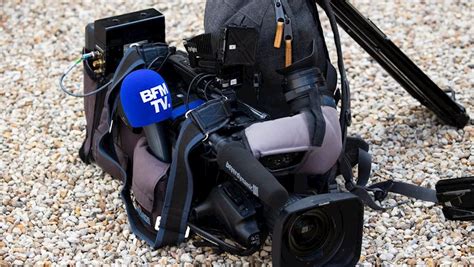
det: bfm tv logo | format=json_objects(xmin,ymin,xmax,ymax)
[{"xmin": 139, "ymin": 83, "xmax": 171, "ymax": 113}]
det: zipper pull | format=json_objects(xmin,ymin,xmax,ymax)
[
  {"xmin": 273, "ymin": 0, "xmax": 285, "ymax": 48},
  {"xmin": 284, "ymin": 15, "xmax": 293, "ymax": 67}
]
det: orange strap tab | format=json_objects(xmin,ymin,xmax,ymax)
[
  {"xmin": 274, "ymin": 20, "xmax": 284, "ymax": 48},
  {"xmin": 285, "ymin": 39, "xmax": 292, "ymax": 67}
]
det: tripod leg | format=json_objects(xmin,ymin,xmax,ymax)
[{"xmin": 316, "ymin": 0, "xmax": 470, "ymax": 128}]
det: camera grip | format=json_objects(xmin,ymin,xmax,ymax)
[{"xmin": 215, "ymin": 141, "xmax": 289, "ymax": 210}]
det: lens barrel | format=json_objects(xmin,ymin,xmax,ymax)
[{"xmin": 271, "ymin": 193, "xmax": 364, "ymax": 267}]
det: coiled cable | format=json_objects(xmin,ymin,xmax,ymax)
[{"xmin": 58, "ymin": 52, "xmax": 112, "ymax": 97}]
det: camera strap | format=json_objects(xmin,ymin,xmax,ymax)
[
  {"xmin": 338, "ymin": 152, "xmax": 438, "ymax": 211},
  {"xmin": 153, "ymin": 119, "xmax": 205, "ymax": 246},
  {"xmin": 318, "ymin": 0, "xmax": 351, "ymax": 147},
  {"xmin": 339, "ymin": 148, "xmax": 474, "ymax": 221}
]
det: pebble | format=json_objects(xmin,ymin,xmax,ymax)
[
  {"xmin": 180, "ymin": 253, "xmax": 193, "ymax": 263},
  {"xmin": 0, "ymin": 0, "xmax": 472, "ymax": 266},
  {"xmin": 379, "ymin": 253, "xmax": 394, "ymax": 261},
  {"xmin": 195, "ymin": 254, "xmax": 205, "ymax": 263}
]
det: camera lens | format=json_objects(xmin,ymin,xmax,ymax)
[{"xmin": 287, "ymin": 209, "xmax": 334, "ymax": 257}]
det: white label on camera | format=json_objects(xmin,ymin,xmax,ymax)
[
  {"xmin": 229, "ymin": 44, "xmax": 236, "ymax": 50},
  {"xmin": 225, "ymin": 161, "xmax": 259, "ymax": 197},
  {"xmin": 154, "ymin": 216, "xmax": 162, "ymax": 231},
  {"xmin": 230, "ymin": 79, "xmax": 237, "ymax": 86},
  {"xmin": 185, "ymin": 227, "xmax": 190, "ymax": 238}
]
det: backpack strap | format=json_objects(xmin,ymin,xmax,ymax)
[
  {"xmin": 338, "ymin": 150, "xmax": 439, "ymax": 210},
  {"xmin": 153, "ymin": 119, "xmax": 205, "ymax": 246},
  {"xmin": 318, "ymin": 0, "xmax": 351, "ymax": 146}
]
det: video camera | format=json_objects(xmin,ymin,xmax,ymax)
[
  {"xmin": 81, "ymin": 9, "xmax": 363, "ymax": 265},
  {"xmin": 75, "ymin": 8, "xmax": 473, "ymax": 267}
]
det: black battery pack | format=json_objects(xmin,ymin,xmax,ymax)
[
  {"xmin": 87, "ymin": 8, "xmax": 166, "ymax": 76},
  {"xmin": 436, "ymin": 176, "xmax": 474, "ymax": 221}
]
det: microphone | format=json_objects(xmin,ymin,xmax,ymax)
[
  {"xmin": 209, "ymin": 134, "xmax": 290, "ymax": 210},
  {"xmin": 120, "ymin": 69, "xmax": 172, "ymax": 162}
]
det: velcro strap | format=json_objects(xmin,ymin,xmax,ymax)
[{"xmin": 284, "ymin": 84, "xmax": 313, "ymax": 102}]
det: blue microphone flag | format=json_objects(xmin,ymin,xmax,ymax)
[{"xmin": 120, "ymin": 69, "xmax": 172, "ymax": 127}]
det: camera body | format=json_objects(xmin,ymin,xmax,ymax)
[{"xmin": 169, "ymin": 27, "xmax": 365, "ymax": 265}]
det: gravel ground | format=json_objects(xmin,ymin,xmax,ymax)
[{"xmin": 0, "ymin": 0, "xmax": 473, "ymax": 265}]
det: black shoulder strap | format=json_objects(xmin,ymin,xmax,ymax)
[
  {"xmin": 339, "ymin": 146, "xmax": 439, "ymax": 211},
  {"xmin": 318, "ymin": 0, "xmax": 351, "ymax": 147},
  {"xmin": 153, "ymin": 119, "xmax": 204, "ymax": 246},
  {"xmin": 121, "ymin": 99, "xmax": 234, "ymax": 248}
]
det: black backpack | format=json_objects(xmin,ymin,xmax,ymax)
[{"xmin": 204, "ymin": 0, "xmax": 473, "ymax": 212}]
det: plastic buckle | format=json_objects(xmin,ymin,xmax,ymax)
[
  {"xmin": 373, "ymin": 188, "xmax": 388, "ymax": 202},
  {"xmin": 436, "ymin": 176, "xmax": 474, "ymax": 221}
]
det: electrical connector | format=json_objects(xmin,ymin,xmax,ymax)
[{"xmin": 82, "ymin": 51, "xmax": 102, "ymax": 60}]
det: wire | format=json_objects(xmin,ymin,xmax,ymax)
[
  {"xmin": 147, "ymin": 52, "xmax": 171, "ymax": 72},
  {"xmin": 185, "ymin": 73, "xmax": 206, "ymax": 111},
  {"xmin": 202, "ymin": 80, "xmax": 213, "ymax": 101},
  {"xmin": 185, "ymin": 74, "xmax": 215, "ymax": 111},
  {"xmin": 146, "ymin": 56, "xmax": 163, "ymax": 69},
  {"xmin": 59, "ymin": 53, "xmax": 112, "ymax": 98}
]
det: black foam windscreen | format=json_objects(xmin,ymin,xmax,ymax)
[{"xmin": 216, "ymin": 141, "xmax": 289, "ymax": 210}]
